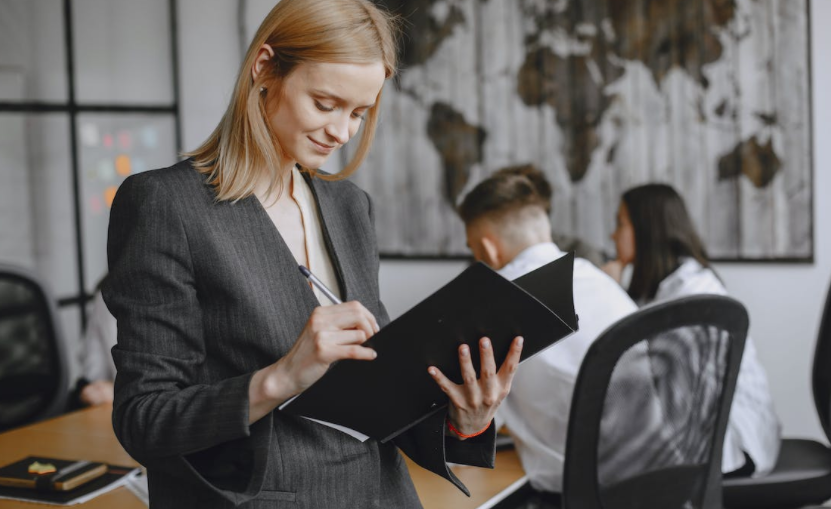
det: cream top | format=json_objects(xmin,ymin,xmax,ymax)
[{"xmin": 290, "ymin": 167, "xmax": 341, "ymax": 306}]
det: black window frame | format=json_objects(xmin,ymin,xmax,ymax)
[{"xmin": 0, "ymin": 0, "xmax": 182, "ymax": 332}]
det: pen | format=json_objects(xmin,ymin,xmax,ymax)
[{"xmin": 298, "ymin": 265, "xmax": 343, "ymax": 305}]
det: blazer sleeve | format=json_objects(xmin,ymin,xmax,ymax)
[
  {"xmin": 363, "ymin": 191, "xmax": 496, "ymax": 496},
  {"xmin": 104, "ymin": 174, "xmax": 271, "ymax": 504}
]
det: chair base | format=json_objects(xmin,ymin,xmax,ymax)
[{"xmin": 723, "ymin": 438, "xmax": 831, "ymax": 509}]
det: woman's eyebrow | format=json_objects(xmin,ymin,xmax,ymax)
[{"xmin": 311, "ymin": 89, "xmax": 375, "ymax": 109}]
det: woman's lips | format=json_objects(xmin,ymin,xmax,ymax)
[{"xmin": 309, "ymin": 137, "xmax": 336, "ymax": 154}]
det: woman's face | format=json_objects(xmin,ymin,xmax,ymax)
[
  {"xmin": 267, "ymin": 61, "xmax": 386, "ymax": 170},
  {"xmin": 612, "ymin": 202, "xmax": 636, "ymax": 265}
]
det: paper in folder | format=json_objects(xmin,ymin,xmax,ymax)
[{"xmin": 280, "ymin": 252, "xmax": 578, "ymax": 443}]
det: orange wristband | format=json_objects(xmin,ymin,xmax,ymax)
[{"xmin": 447, "ymin": 418, "xmax": 491, "ymax": 439}]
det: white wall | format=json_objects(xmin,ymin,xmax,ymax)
[
  {"xmin": 177, "ymin": 0, "xmax": 241, "ymax": 151},
  {"xmin": 714, "ymin": 0, "xmax": 831, "ymax": 441},
  {"xmin": 177, "ymin": 0, "xmax": 831, "ymax": 442}
]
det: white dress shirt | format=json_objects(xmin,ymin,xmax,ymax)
[
  {"xmin": 650, "ymin": 258, "xmax": 781, "ymax": 476},
  {"xmin": 495, "ymin": 243, "xmax": 638, "ymax": 492}
]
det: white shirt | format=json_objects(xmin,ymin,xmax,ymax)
[
  {"xmin": 651, "ymin": 258, "xmax": 781, "ymax": 476},
  {"xmin": 80, "ymin": 291, "xmax": 118, "ymax": 382},
  {"xmin": 495, "ymin": 243, "xmax": 638, "ymax": 492}
]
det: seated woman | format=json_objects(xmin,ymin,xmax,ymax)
[
  {"xmin": 72, "ymin": 278, "xmax": 117, "ymax": 408},
  {"xmin": 602, "ymin": 183, "xmax": 781, "ymax": 477}
]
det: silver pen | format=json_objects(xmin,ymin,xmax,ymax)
[{"xmin": 298, "ymin": 265, "xmax": 343, "ymax": 305}]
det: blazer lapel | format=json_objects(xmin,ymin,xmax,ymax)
[
  {"xmin": 232, "ymin": 172, "xmax": 351, "ymax": 306},
  {"xmin": 303, "ymin": 173, "xmax": 350, "ymax": 301},
  {"xmin": 235, "ymin": 193, "xmax": 321, "ymax": 312}
]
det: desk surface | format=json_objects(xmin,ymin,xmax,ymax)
[
  {"xmin": 0, "ymin": 406, "xmax": 142, "ymax": 509},
  {"xmin": 0, "ymin": 406, "xmax": 525, "ymax": 508}
]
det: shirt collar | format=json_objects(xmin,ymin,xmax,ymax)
[{"xmin": 497, "ymin": 242, "xmax": 564, "ymax": 281}]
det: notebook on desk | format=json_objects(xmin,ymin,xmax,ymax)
[
  {"xmin": 0, "ymin": 456, "xmax": 140, "ymax": 506},
  {"xmin": 280, "ymin": 252, "xmax": 578, "ymax": 443},
  {"xmin": 0, "ymin": 457, "xmax": 107, "ymax": 491}
]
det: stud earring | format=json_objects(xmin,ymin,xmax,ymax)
[{"xmin": 260, "ymin": 86, "xmax": 266, "ymax": 93}]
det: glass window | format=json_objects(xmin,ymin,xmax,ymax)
[
  {"xmin": 77, "ymin": 113, "xmax": 177, "ymax": 292},
  {"xmin": 72, "ymin": 0, "xmax": 173, "ymax": 105},
  {"xmin": 0, "ymin": 0, "xmax": 68, "ymax": 102},
  {"xmin": 0, "ymin": 113, "xmax": 78, "ymax": 298}
]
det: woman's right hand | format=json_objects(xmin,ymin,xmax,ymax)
[
  {"xmin": 278, "ymin": 301, "xmax": 379, "ymax": 394},
  {"xmin": 601, "ymin": 259, "xmax": 625, "ymax": 283},
  {"xmin": 248, "ymin": 301, "xmax": 379, "ymax": 423}
]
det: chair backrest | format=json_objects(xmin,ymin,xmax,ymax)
[
  {"xmin": 562, "ymin": 295, "xmax": 748, "ymax": 509},
  {"xmin": 813, "ymin": 276, "xmax": 831, "ymax": 443},
  {"xmin": 0, "ymin": 264, "xmax": 69, "ymax": 431}
]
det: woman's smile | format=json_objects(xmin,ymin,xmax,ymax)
[{"xmin": 308, "ymin": 136, "xmax": 336, "ymax": 154}]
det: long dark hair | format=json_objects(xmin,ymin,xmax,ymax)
[{"xmin": 623, "ymin": 184, "xmax": 711, "ymax": 302}]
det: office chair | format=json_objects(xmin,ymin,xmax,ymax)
[
  {"xmin": 561, "ymin": 295, "xmax": 748, "ymax": 509},
  {"xmin": 722, "ymin": 277, "xmax": 831, "ymax": 509},
  {"xmin": 0, "ymin": 264, "xmax": 70, "ymax": 431}
]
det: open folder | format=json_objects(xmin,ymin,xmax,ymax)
[{"xmin": 280, "ymin": 252, "xmax": 578, "ymax": 443}]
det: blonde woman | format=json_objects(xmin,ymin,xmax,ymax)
[{"xmin": 103, "ymin": 1, "xmax": 522, "ymax": 507}]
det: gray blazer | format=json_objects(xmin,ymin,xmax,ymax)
[{"xmin": 103, "ymin": 160, "xmax": 495, "ymax": 509}]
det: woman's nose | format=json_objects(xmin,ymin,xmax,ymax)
[{"xmin": 325, "ymin": 115, "xmax": 350, "ymax": 145}]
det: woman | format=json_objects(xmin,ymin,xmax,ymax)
[
  {"xmin": 602, "ymin": 183, "xmax": 781, "ymax": 477},
  {"xmin": 74, "ymin": 283, "xmax": 116, "ymax": 407},
  {"xmin": 103, "ymin": 1, "xmax": 522, "ymax": 507}
]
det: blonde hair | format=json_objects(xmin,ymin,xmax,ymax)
[{"xmin": 184, "ymin": 0, "xmax": 399, "ymax": 201}]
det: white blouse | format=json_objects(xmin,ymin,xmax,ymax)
[{"xmin": 651, "ymin": 258, "xmax": 781, "ymax": 476}]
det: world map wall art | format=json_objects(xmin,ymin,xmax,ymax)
[{"xmin": 342, "ymin": 0, "xmax": 813, "ymax": 260}]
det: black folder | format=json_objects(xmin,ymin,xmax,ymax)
[{"xmin": 280, "ymin": 252, "xmax": 578, "ymax": 442}]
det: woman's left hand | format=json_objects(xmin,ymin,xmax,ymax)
[{"xmin": 428, "ymin": 336, "xmax": 524, "ymax": 439}]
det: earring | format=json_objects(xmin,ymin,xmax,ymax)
[{"xmin": 260, "ymin": 86, "xmax": 266, "ymax": 93}]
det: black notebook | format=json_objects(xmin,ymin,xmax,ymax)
[
  {"xmin": 0, "ymin": 457, "xmax": 107, "ymax": 491},
  {"xmin": 0, "ymin": 456, "xmax": 140, "ymax": 505},
  {"xmin": 280, "ymin": 252, "xmax": 578, "ymax": 442}
]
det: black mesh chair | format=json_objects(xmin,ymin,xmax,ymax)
[
  {"xmin": 559, "ymin": 295, "xmax": 748, "ymax": 509},
  {"xmin": 0, "ymin": 264, "xmax": 70, "ymax": 431},
  {"xmin": 722, "ymin": 278, "xmax": 831, "ymax": 509}
]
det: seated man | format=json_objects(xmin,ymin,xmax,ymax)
[{"xmin": 457, "ymin": 167, "xmax": 637, "ymax": 501}]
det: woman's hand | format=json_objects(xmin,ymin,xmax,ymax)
[
  {"xmin": 428, "ymin": 336, "xmax": 523, "ymax": 439},
  {"xmin": 249, "ymin": 301, "xmax": 379, "ymax": 423},
  {"xmin": 601, "ymin": 259, "xmax": 625, "ymax": 283},
  {"xmin": 79, "ymin": 380, "xmax": 115, "ymax": 407}
]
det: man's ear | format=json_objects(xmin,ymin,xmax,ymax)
[
  {"xmin": 480, "ymin": 234, "xmax": 503, "ymax": 269},
  {"xmin": 252, "ymin": 44, "xmax": 276, "ymax": 81}
]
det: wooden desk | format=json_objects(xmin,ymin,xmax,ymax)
[
  {"xmin": 0, "ymin": 405, "xmax": 143, "ymax": 509},
  {"xmin": 405, "ymin": 450, "xmax": 528, "ymax": 509},
  {"xmin": 0, "ymin": 406, "xmax": 526, "ymax": 508}
]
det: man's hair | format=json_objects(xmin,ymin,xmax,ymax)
[
  {"xmin": 492, "ymin": 163, "xmax": 553, "ymax": 213},
  {"xmin": 458, "ymin": 164, "xmax": 551, "ymax": 225}
]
